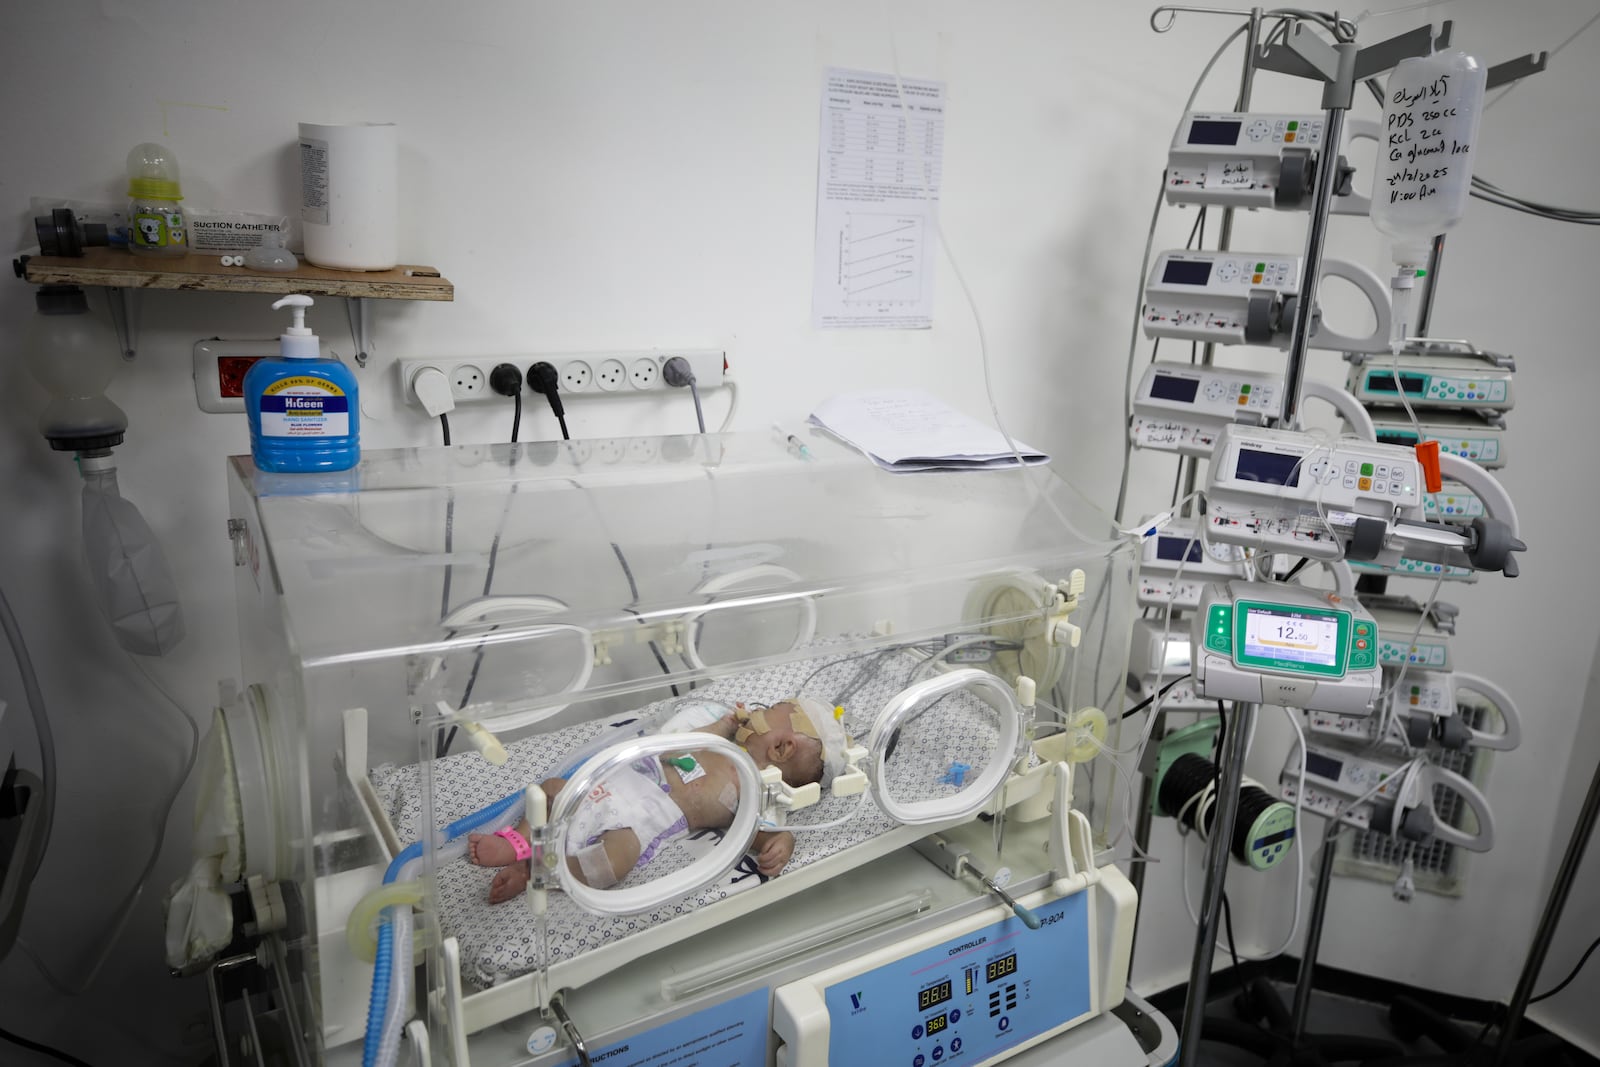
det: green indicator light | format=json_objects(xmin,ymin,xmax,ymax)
[
  {"xmin": 1240, "ymin": 383, "xmax": 1251, "ymax": 394},
  {"xmin": 1287, "ymin": 121, "xmax": 1299, "ymax": 130},
  {"xmin": 1255, "ymin": 262, "xmax": 1266, "ymax": 272},
  {"xmin": 1361, "ymin": 463, "xmax": 1374, "ymax": 476}
]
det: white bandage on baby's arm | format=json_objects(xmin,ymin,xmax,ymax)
[
  {"xmin": 574, "ymin": 841, "xmax": 620, "ymax": 888},
  {"xmin": 717, "ymin": 783, "xmax": 740, "ymax": 815}
]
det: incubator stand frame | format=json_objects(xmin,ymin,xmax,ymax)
[{"xmin": 217, "ymin": 435, "xmax": 1139, "ymax": 1067}]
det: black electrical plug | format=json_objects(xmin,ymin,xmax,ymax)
[
  {"xmin": 661, "ymin": 356, "xmax": 706, "ymax": 433},
  {"xmin": 662, "ymin": 356, "xmax": 696, "ymax": 388},
  {"xmin": 490, "ymin": 363, "xmax": 523, "ymax": 443},
  {"xmin": 489, "ymin": 363, "xmax": 522, "ymax": 397},
  {"xmin": 527, "ymin": 361, "xmax": 569, "ymax": 440}
]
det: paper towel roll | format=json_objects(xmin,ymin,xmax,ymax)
[{"xmin": 298, "ymin": 122, "xmax": 398, "ymax": 271}]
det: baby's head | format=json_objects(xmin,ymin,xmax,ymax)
[{"xmin": 734, "ymin": 698, "xmax": 846, "ymax": 789}]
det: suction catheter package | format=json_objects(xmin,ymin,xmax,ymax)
[{"xmin": 27, "ymin": 196, "xmax": 296, "ymax": 255}]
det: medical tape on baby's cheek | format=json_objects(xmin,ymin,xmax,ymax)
[
  {"xmin": 575, "ymin": 841, "xmax": 619, "ymax": 888},
  {"xmin": 734, "ymin": 707, "xmax": 770, "ymax": 745}
]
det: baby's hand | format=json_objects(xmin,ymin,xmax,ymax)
[{"xmin": 753, "ymin": 830, "xmax": 795, "ymax": 877}]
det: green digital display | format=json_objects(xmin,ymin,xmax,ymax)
[{"xmin": 1232, "ymin": 598, "xmax": 1350, "ymax": 679}]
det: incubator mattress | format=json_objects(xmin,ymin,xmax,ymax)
[{"xmin": 370, "ymin": 642, "xmax": 1013, "ymax": 988}]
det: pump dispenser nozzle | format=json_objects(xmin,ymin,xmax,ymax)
[{"xmin": 271, "ymin": 295, "xmax": 320, "ymax": 359}]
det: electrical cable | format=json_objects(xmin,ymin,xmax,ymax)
[
  {"xmin": 882, "ymin": 17, "xmax": 1122, "ymax": 558},
  {"xmin": 1118, "ymin": 673, "xmax": 1194, "ymax": 723},
  {"xmin": 1221, "ymin": 890, "xmax": 1243, "ymax": 974},
  {"xmin": 18, "ymin": 653, "xmax": 199, "ymax": 996},
  {"xmin": 1528, "ymin": 932, "xmax": 1600, "ymax": 1005},
  {"xmin": 688, "ymin": 380, "xmax": 706, "ymax": 434},
  {"xmin": 0, "ymin": 1023, "xmax": 98, "ymax": 1067},
  {"xmin": 610, "ymin": 542, "xmax": 679, "ymax": 697},
  {"xmin": 0, "ymin": 583, "xmax": 55, "ymax": 893},
  {"xmin": 719, "ymin": 377, "xmax": 739, "ymax": 432},
  {"xmin": 511, "ymin": 391, "xmax": 522, "ymax": 443},
  {"xmin": 439, "ymin": 413, "xmax": 451, "ymax": 447}
]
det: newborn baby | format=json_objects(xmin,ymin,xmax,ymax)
[{"xmin": 468, "ymin": 697, "xmax": 849, "ymax": 903}]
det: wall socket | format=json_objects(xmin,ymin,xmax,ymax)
[
  {"xmin": 195, "ymin": 338, "xmax": 344, "ymax": 413},
  {"xmin": 398, "ymin": 350, "xmax": 724, "ymax": 406}
]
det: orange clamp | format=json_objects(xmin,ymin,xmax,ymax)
[{"xmin": 1415, "ymin": 440, "xmax": 1443, "ymax": 494}]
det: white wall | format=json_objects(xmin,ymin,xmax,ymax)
[{"xmin": 0, "ymin": 2, "xmax": 1596, "ymax": 1064}]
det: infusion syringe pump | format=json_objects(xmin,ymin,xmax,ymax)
[
  {"xmin": 1130, "ymin": 361, "xmax": 1374, "ymax": 457},
  {"xmin": 1367, "ymin": 599, "xmax": 1456, "ymax": 671},
  {"xmin": 1279, "ymin": 741, "xmax": 1495, "ymax": 852},
  {"xmin": 1305, "ymin": 667, "xmax": 1521, "ymax": 753},
  {"xmin": 1363, "ymin": 410, "xmax": 1509, "ymax": 470},
  {"xmin": 1191, "ymin": 581, "xmax": 1382, "ymax": 715},
  {"xmin": 1344, "ymin": 345, "xmax": 1515, "ymax": 413},
  {"xmin": 1165, "ymin": 111, "xmax": 1376, "ymax": 215},
  {"xmin": 1136, "ymin": 520, "xmax": 1248, "ymax": 609},
  {"xmin": 1141, "ymin": 251, "xmax": 1390, "ymax": 352},
  {"xmin": 1203, "ymin": 425, "xmax": 1525, "ymax": 576}
]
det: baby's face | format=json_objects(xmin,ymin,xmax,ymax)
[{"xmin": 737, "ymin": 702, "xmax": 800, "ymax": 769}]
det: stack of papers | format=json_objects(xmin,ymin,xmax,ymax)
[{"xmin": 808, "ymin": 389, "xmax": 1049, "ymax": 472}]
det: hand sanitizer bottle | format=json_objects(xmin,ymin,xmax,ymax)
[{"xmin": 244, "ymin": 295, "xmax": 360, "ymax": 472}]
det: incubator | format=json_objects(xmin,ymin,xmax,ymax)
[{"xmin": 200, "ymin": 431, "xmax": 1161, "ymax": 1066}]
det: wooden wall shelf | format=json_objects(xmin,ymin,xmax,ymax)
[{"xmin": 18, "ymin": 248, "xmax": 453, "ymax": 302}]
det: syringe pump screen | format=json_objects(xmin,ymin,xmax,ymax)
[
  {"xmin": 1367, "ymin": 373, "xmax": 1429, "ymax": 395},
  {"xmin": 1187, "ymin": 120, "xmax": 1243, "ymax": 145},
  {"xmin": 1236, "ymin": 448, "xmax": 1302, "ymax": 487},
  {"xmin": 1155, "ymin": 537, "xmax": 1204, "ymax": 564},
  {"xmin": 1149, "ymin": 374, "xmax": 1201, "ymax": 403},
  {"xmin": 1305, "ymin": 750, "xmax": 1343, "ymax": 781},
  {"xmin": 1240, "ymin": 605, "xmax": 1341, "ymax": 669},
  {"xmin": 1162, "ymin": 260, "xmax": 1214, "ymax": 286}
]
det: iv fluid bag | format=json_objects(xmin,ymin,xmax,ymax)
[
  {"xmin": 1371, "ymin": 50, "xmax": 1487, "ymax": 263},
  {"xmin": 82, "ymin": 467, "xmax": 185, "ymax": 655}
]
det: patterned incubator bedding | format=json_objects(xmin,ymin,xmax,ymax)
[{"xmin": 370, "ymin": 641, "xmax": 1017, "ymax": 988}]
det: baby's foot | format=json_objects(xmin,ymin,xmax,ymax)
[
  {"xmin": 488, "ymin": 863, "xmax": 530, "ymax": 904},
  {"xmin": 468, "ymin": 831, "xmax": 518, "ymax": 867}
]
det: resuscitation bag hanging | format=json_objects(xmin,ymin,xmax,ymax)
[{"xmin": 79, "ymin": 455, "xmax": 184, "ymax": 655}]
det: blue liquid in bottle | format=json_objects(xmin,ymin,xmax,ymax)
[{"xmin": 244, "ymin": 295, "xmax": 360, "ymax": 472}]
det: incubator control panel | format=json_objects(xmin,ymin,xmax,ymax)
[
  {"xmin": 1205, "ymin": 425, "xmax": 1424, "ymax": 559},
  {"xmin": 1166, "ymin": 112, "xmax": 1326, "ymax": 209},
  {"xmin": 1137, "ymin": 521, "xmax": 1248, "ymax": 608},
  {"xmin": 1130, "ymin": 362, "xmax": 1282, "ymax": 457},
  {"xmin": 795, "ymin": 890, "xmax": 1092, "ymax": 1067},
  {"xmin": 1365, "ymin": 411, "xmax": 1507, "ymax": 470},
  {"xmin": 1346, "ymin": 356, "xmax": 1514, "ymax": 412},
  {"xmin": 1192, "ymin": 581, "xmax": 1381, "ymax": 716}
]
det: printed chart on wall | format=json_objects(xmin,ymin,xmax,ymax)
[{"xmin": 812, "ymin": 67, "xmax": 946, "ymax": 329}]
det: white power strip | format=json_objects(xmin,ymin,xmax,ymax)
[{"xmin": 397, "ymin": 349, "xmax": 725, "ymax": 405}]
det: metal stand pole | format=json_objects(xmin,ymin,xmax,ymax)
[
  {"xmin": 1130, "ymin": 2, "xmax": 1262, "ymax": 951},
  {"xmin": 1493, "ymin": 756, "xmax": 1600, "ymax": 1065},
  {"xmin": 1177, "ymin": 700, "xmax": 1257, "ymax": 1067},
  {"xmin": 1290, "ymin": 830, "xmax": 1341, "ymax": 1039},
  {"xmin": 1413, "ymin": 233, "xmax": 1446, "ymax": 336}
]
